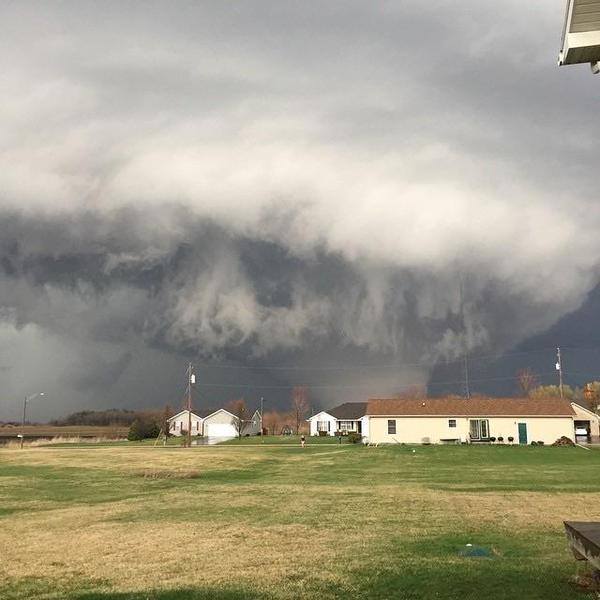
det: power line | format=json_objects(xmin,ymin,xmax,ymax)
[
  {"xmin": 191, "ymin": 371, "xmax": 560, "ymax": 391},
  {"xmin": 191, "ymin": 346, "xmax": 559, "ymax": 373}
]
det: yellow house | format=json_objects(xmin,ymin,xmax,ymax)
[{"xmin": 362, "ymin": 397, "xmax": 599, "ymax": 445}]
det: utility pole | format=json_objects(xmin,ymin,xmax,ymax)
[
  {"xmin": 556, "ymin": 347, "xmax": 564, "ymax": 400},
  {"xmin": 20, "ymin": 392, "xmax": 44, "ymax": 449},
  {"xmin": 186, "ymin": 363, "xmax": 195, "ymax": 448},
  {"xmin": 463, "ymin": 354, "xmax": 471, "ymax": 400},
  {"xmin": 20, "ymin": 396, "xmax": 27, "ymax": 450},
  {"xmin": 260, "ymin": 396, "xmax": 264, "ymax": 442}
]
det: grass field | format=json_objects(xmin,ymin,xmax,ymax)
[
  {"xmin": 220, "ymin": 434, "xmax": 339, "ymax": 445},
  {"xmin": 0, "ymin": 425, "xmax": 129, "ymax": 441},
  {"xmin": 1, "ymin": 443, "xmax": 600, "ymax": 599}
]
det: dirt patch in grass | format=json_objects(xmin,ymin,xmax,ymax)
[{"xmin": 137, "ymin": 469, "xmax": 202, "ymax": 480}]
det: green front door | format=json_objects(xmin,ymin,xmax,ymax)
[{"xmin": 518, "ymin": 422, "xmax": 528, "ymax": 445}]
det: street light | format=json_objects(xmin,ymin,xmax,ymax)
[
  {"xmin": 260, "ymin": 397, "xmax": 265, "ymax": 442},
  {"xmin": 20, "ymin": 392, "xmax": 44, "ymax": 449}
]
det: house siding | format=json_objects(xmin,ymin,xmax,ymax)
[
  {"xmin": 571, "ymin": 403, "xmax": 600, "ymax": 441},
  {"xmin": 203, "ymin": 409, "xmax": 261, "ymax": 437},
  {"xmin": 204, "ymin": 410, "xmax": 235, "ymax": 426},
  {"xmin": 245, "ymin": 412, "xmax": 261, "ymax": 436},
  {"xmin": 367, "ymin": 416, "xmax": 575, "ymax": 445},
  {"xmin": 360, "ymin": 416, "xmax": 370, "ymax": 441},
  {"xmin": 168, "ymin": 411, "xmax": 203, "ymax": 437},
  {"xmin": 309, "ymin": 412, "xmax": 337, "ymax": 436},
  {"xmin": 203, "ymin": 411, "xmax": 236, "ymax": 438}
]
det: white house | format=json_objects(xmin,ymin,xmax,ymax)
[
  {"xmin": 168, "ymin": 408, "xmax": 262, "ymax": 439},
  {"xmin": 308, "ymin": 397, "xmax": 600, "ymax": 445},
  {"xmin": 168, "ymin": 410, "xmax": 204, "ymax": 437},
  {"xmin": 203, "ymin": 408, "xmax": 262, "ymax": 438},
  {"xmin": 365, "ymin": 397, "xmax": 575, "ymax": 445},
  {"xmin": 308, "ymin": 402, "xmax": 367, "ymax": 436}
]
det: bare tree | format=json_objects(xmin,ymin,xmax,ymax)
[
  {"xmin": 227, "ymin": 398, "xmax": 249, "ymax": 439},
  {"xmin": 163, "ymin": 404, "xmax": 172, "ymax": 443},
  {"xmin": 517, "ymin": 368, "xmax": 539, "ymax": 397},
  {"xmin": 260, "ymin": 410, "xmax": 296, "ymax": 435},
  {"xmin": 291, "ymin": 386, "xmax": 309, "ymax": 435},
  {"xmin": 583, "ymin": 382, "xmax": 600, "ymax": 411},
  {"xmin": 262, "ymin": 410, "xmax": 281, "ymax": 436}
]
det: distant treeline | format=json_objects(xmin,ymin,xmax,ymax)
[{"xmin": 50, "ymin": 409, "xmax": 161, "ymax": 427}]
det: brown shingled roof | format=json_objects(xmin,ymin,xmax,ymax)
[{"xmin": 366, "ymin": 396, "xmax": 576, "ymax": 417}]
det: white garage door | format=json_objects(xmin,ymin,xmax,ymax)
[{"xmin": 205, "ymin": 423, "xmax": 236, "ymax": 438}]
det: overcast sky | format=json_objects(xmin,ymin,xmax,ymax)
[{"xmin": 1, "ymin": 1, "xmax": 599, "ymax": 420}]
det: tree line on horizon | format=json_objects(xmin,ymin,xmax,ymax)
[
  {"xmin": 130, "ymin": 385, "xmax": 311, "ymax": 442},
  {"xmin": 515, "ymin": 367, "xmax": 600, "ymax": 411},
  {"xmin": 8, "ymin": 372, "xmax": 596, "ymax": 432}
]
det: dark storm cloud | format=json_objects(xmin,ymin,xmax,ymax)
[{"xmin": 1, "ymin": 1, "xmax": 599, "ymax": 419}]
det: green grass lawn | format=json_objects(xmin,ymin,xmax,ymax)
[
  {"xmin": 33, "ymin": 434, "xmax": 339, "ymax": 448},
  {"xmin": 220, "ymin": 434, "xmax": 340, "ymax": 445},
  {"xmin": 1, "ymin": 444, "xmax": 600, "ymax": 599}
]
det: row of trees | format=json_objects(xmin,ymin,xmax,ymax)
[
  {"xmin": 126, "ymin": 386, "xmax": 312, "ymax": 441},
  {"xmin": 517, "ymin": 368, "xmax": 600, "ymax": 410},
  {"xmin": 226, "ymin": 386, "xmax": 310, "ymax": 439},
  {"xmin": 50, "ymin": 409, "xmax": 143, "ymax": 427}
]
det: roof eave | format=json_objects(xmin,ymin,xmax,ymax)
[{"xmin": 367, "ymin": 413, "xmax": 574, "ymax": 418}]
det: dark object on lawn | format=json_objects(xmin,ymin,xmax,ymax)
[
  {"xmin": 346, "ymin": 432, "xmax": 362, "ymax": 444},
  {"xmin": 497, "ymin": 436, "xmax": 504, "ymax": 443},
  {"xmin": 537, "ymin": 440, "xmax": 544, "ymax": 445},
  {"xmin": 553, "ymin": 436, "xmax": 575, "ymax": 446},
  {"xmin": 318, "ymin": 431, "xmax": 328, "ymax": 437},
  {"xmin": 458, "ymin": 544, "xmax": 492, "ymax": 558},
  {"xmin": 571, "ymin": 572, "xmax": 600, "ymax": 592},
  {"xmin": 531, "ymin": 441, "xmax": 537, "ymax": 446},
  {"xmin": 564, "ymin": 521, "xmax": 600, "ymax": 584},
  {"xmin": 489, "ymin": 436, "xmax": 496, "ymax": 443},
  {"xmin": 507, "ymin": 436, "xmax": 514, "ymax": 443}
]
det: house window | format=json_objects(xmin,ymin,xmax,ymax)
[
  {"xmin": 339, "ymin": 421, "xmax": 354, "ymax": 431},
  {"xmin": 448, "ymin": 419, "xmax": 456, "ymax": 428},
  {"xmin": 469, "ymin": 419, "xmax": 489, "ymax": 440},
  {"xmin": 317, "ymin": 421, "xmax": 328, "ymax": 432},
  {"xmin": 387, "ymin": 419, "xmax": 396, "ymax": 435}
]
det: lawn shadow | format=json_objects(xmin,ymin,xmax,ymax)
[
  {"xmin": 74, "ymin": 587, "xmax": 270, "ymax": 600},
  {"xmin": 349, "ymin": 558, "xmax": 595, "ymax": 599},
  {"xmin": 348, "ymin": 531, "xmax": 595, "ymax": 600}
]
